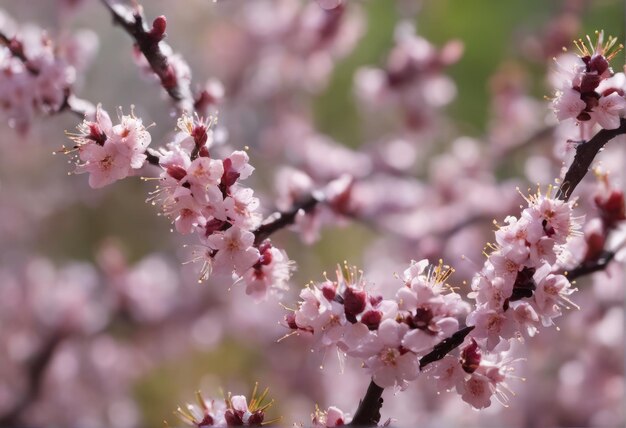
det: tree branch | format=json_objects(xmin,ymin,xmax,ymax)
[
  {"xmin": 566, "ymin": 250, "xmax": 616, "ymax": 281},
  {"xmin": 418, "ymin": 325, "xmax": 475, "ymax": 369},
  {"xmin": 253, "ymin": 194, "xmax": 322, "ymax": 246},
  {"xmin": 348, "ymin": 380, "xmax": 384, "ymax": 427},
  {"xmin": 99, "ymin": 0, "xmax": 194, "ymax": 112},
  {"xmin": 0, "ymin": 333, "xmax": 64, "ymax": 427},
  {"xmin": 556, "ymin": 118, "xmax": 626, "ymax": 201}
]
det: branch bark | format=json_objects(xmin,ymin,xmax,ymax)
[
  {"xmin": 0, "ymin": 333, "xmax": 64, "ymax": 427},
  {"xmin": 348, "ymin": 380, "xmax": 384, "ymax": 427},
  {"xmin": 566, "ymin": 250, "xmax": 616, "ymax": 281},
  {"xmin": 556, "ymin": 118, "xmax": 626, "ymax": 201},
  {"xmin": 253, "ymin": 194, "xmax": 322, "ymax": 246}
]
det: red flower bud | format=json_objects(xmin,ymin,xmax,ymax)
[{"xmin": 343, "ymin": 287, "xmax": 367, "ymax": 317}]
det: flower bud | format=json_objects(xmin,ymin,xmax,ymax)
[
  {"xmin": 460, "ymin": 339, "xmax": 481, "ymax": 374},
  {"xmin": 343, "ymin": 287, "xmax": 367, "ymax": 317},
  {"xmin": 149, "ymin": 16, "xmax": 167, "ymax": 42},
  {"xmin": 361, "ymin": 310, "xmax": 382, "ymax": 330}
]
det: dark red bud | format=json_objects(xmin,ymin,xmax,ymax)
[
  {"xmin": 343, "ymin": 287, "xmax": 367, "ymax": 317},
  {"xmin": 589, "ymin": 54, "xmax": 609, "ymax": 75},
  {"xmin": 361, "ymin": 310, "xmax": 382, "ymax": 330},
  {"xmin": 199, "ymin": 414, "xmax": 214, "ymax": 426},
  {"xmin": 285, "ymin": 313, "xmax": 298, "ymax": 330},
  {"xmin": 412, "ymin": 307, "xmax": 434, "ymax": 330},
  {"xmin": 460, "ymin": 339, "xmax": 481, "ymax": 374},
  {"xmin": 167, "ymin": 165, "xmax": 187, "ymax": 181},
  {"xmin": 579, "ymin": 73, "xmax": 601, "ymax": 93},
  {"xmin": 602, "ymin": 88, "xmax": 624, "ymax": 97},
  {"xmin": 581, "ymin": 91, "xmax": 600, "ymax": 111},
  {"xmin": 198, "ymin": 146, "xmax": 210, "ymax": 157},
  {"xmin": 220, "ymin": 158, "xmax": 240, "ymax": 194},
  {"xmin": 88, "ymin": 123, "xmax": 107, "ymax": 145},
  {"xmin": 149, "ymin": 16, "xmax": 167, "ymax": 41},
  {"xmin": 258, "ymin": 240, "xmax": 272, "ymax": 254},
  {"xmin": 259, "ymin": 247, "xmax": 273, "ymax": 266},
  {"xmin": 195, "ymin": 90, "xmax": 217, "ymax": 113},
  {"xmin": 321, "ymin": 284, "xmax": 336, "ymax": 301},
  {"xmin": 247, "ymin": 410, "xmax": 265, "ymax": 426},
  {"xmin": 510, "ymin": 266, "xmax": 536, "ymax": 302},
  {"xmin": 584, "ymin": 229, "xmax": 606, "ymax": 262},
  {"xmin": 204, "ymin": 218, "xmax": 226, "ymax": 236},
  {"xmin": 161, "ymin": 65, "xmax": 177, "ymax": 89},
  {"xmin": 369, "ymin": 294, "xmax": 383, "ymax": 307},
  {"xmin": 192, "ymin": 124, "xmax": 208, "ymax": 147},
  {"xmin": 595, "ymin": 190, "xmax": 626, "ymax": 228},
  {"xmin": 224, "ymin": 409, "xmax": 243, "ymax": 426}
]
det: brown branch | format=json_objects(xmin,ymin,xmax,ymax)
[
  {"xmin": 253, "ymin": 194, "xmax": 322, "ymax": 246},
  {"xmin": 418, "ymin": 325, "xmax": 475, "ymax": 369},
  {"xmin": 348, "ymin": 380, "xmax": 384, "ymax": 427},
  {"xmin": 0, "ymin": 333, "xmax": 65, "ymax": 427},
  {"xmin": 99, "ymin": 0, "xmax": 194, "ymax": 112},
  {"xmin": 566, "ymin": 250, "xmax": 616, "ymax": 281},
  {"xmin": 556, "ymin": 118, "xmax": 626, "ymax": 201}
]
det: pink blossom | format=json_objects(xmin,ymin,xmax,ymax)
[
  {"xmin": 429, "ymin": 355, "xmax": 465, "ymax": 392},
  {"xmin": 552, "ymin": 87, "xmax": 585, "ymax": 122},
  {"xmin": 363, "ymin": 319, "xmax": 419, "ymax": 389},
  {"xmin": 460, "ymin": 373, "xmax": 493, "ymax": 409},
  {"xmin": 70, "ymin": 106, "xmax": 151, "ymax": 188},
  {"xmin": 591, "ymin": 92, "xmax": 626, "ymax": 130},
  {"xmin": 466, "ymin": 308, "xmax": 517, "ymax": 351},
  {"xmin": 75, "ymin": 141, "xmax": 134, "ymax": 188},
  {"xmin": 242, "ymin": 245, "xmax": 293, "ymax": 301},
  {"xmin": 532, "ymin": 263, "xmax": 577, "ymax": 326},
  {"xmin": 220, "ymin": 187, "xmax": 261, "ymax": 229},
  {"xmin": 206, "ymin": 227, "xmax": 260, "ymax": 275},
  {"xmin": 469, "ymin": 269, "xmax": 513, "ymax": 311}
]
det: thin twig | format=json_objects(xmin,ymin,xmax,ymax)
[
  {"xmin": 418, "ymin": 325, "xmax": 475, "ymax": 369},
  {"xmin": 253, "ymin": 194, "xmax": 322, "ymax": 245},
  {"xmin": 556, "ymin": 118, "xmax": 626, "ymax": 201},
  {"xmin": 566, "ymin": 250, "xmax": 616, "ymax": 281},
  {"xmin": 99, "ymin": 0, "xmax": 194, "ymax": 112}
]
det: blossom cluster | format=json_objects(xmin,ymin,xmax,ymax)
[
  {"xmin": 286, "ymin": 187, "xmax": 584, "ymax": 409},
  {"xmin": 422, "ymin": 189, "xmax": 582, "ymax": 408},
  {"xmin": 0, "ymin": 11, "xmax": 96, "ymax": 132},
  {"xmin": 285, "ymin": 262, "xmax": 470, "ymax": 390},
  {"xmin": 175, "ymin": 387, "xmax": 274, "ymax": 427},
  {"xmin": 65, "ymin": 105, "xmax": 152, "ymax": 188},
  {"xmin": 221, "ymin": 0, "xmax": 363, "ymax": 98},
  {"xmin": 150, "ymin": 114, "xmax": 293, "ymax": 300},
  {"xmin": 466, "ymin": 188, "xmax": 581, "ymax": 348},
  {"xmin": 552, "ymin": 31, "xmax": 625, "ymax": 130},
  {"xmin": 355, "ymin": 22, "xmax": 463, "ymax": 131}
]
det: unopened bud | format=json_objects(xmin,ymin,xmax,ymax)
[
  {"xmin": 361, "ymin": 310, "xmax": 382, "ymax": 330},
  {"xmin": 167, "ymin": 165, "xmax": 187, "ymax": 181},
  {"xmin": 460, "ymin": 339, "xmax": 481, "ymax": 374},
  {"xmin": 343, "ymin": 287, "xmax": 367, "ymax": 317},
  {"xmin": 150, "ymin": 16, "xmax": 167, "ymax": 41}
]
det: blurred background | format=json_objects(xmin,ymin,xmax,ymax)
[{"xmin": 0, "ymin": 0, "xmax": 624, "ymax": 427}]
